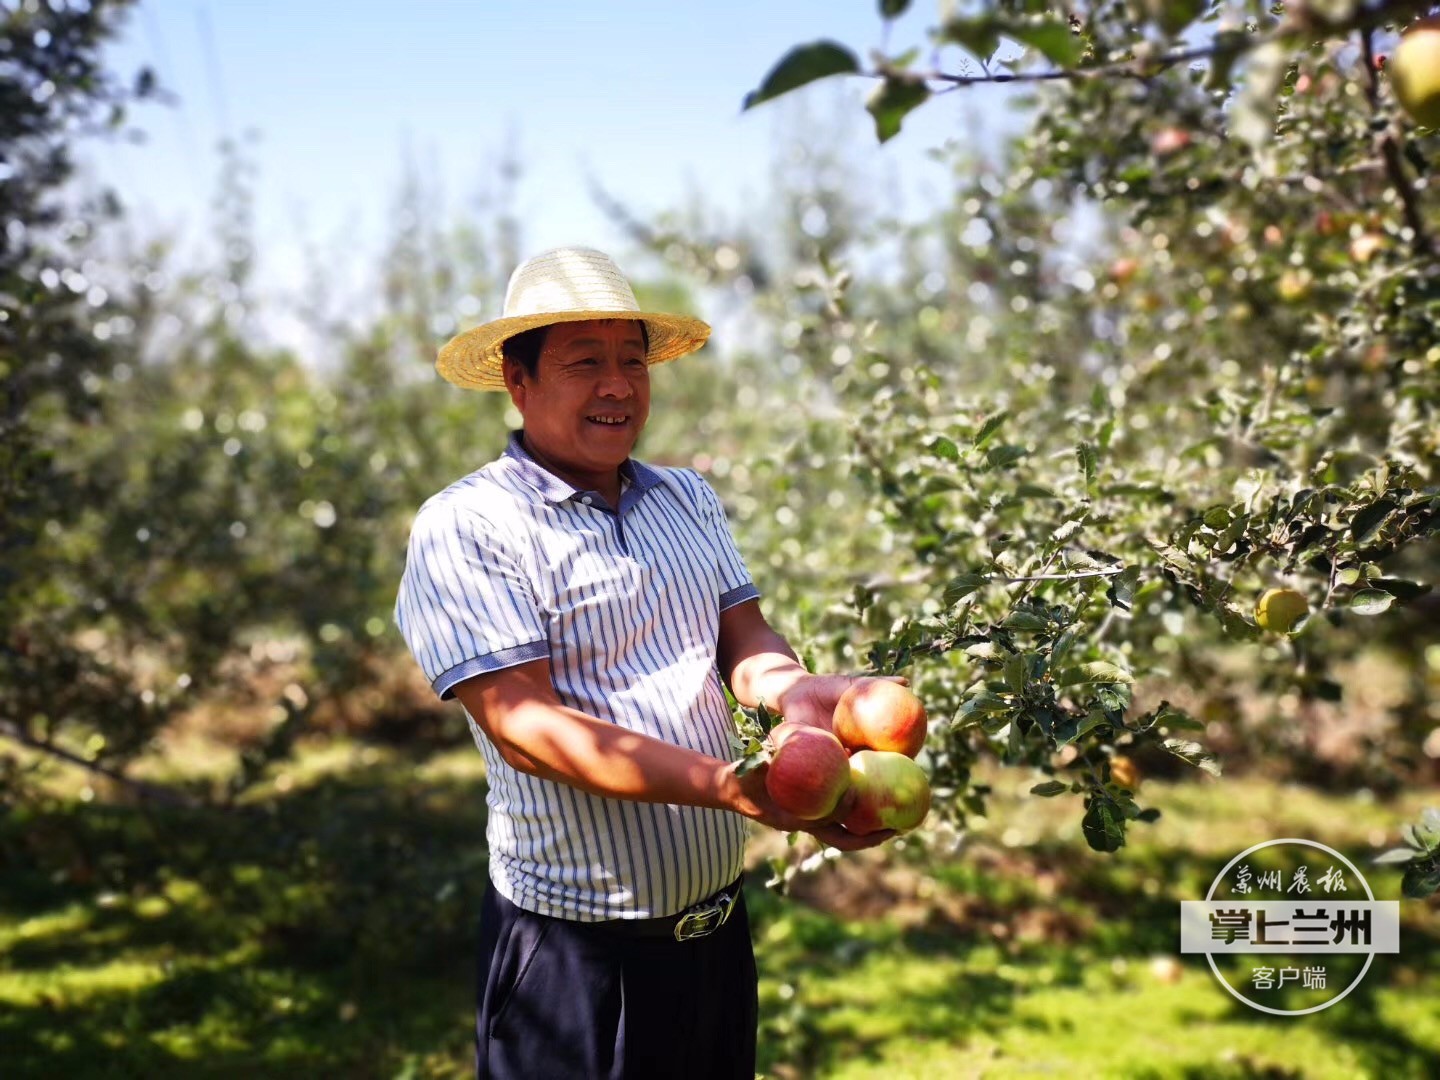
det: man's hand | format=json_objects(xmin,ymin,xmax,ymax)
[
  {"xmin": 771, "ymin": 673, "xmax": 909, "ymax": 732},
  {"xmin": 722, "ymin": 759, "xmax": 896, "ymax": 852}
]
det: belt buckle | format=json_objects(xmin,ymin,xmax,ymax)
[{"xmin": 673, "ymin": 887, "xmax": 738, "ymax": 942}]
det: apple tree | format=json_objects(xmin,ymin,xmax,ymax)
[{"xmin": 681, "ymin": 0, "xmax": 1440, "ymax": 865}]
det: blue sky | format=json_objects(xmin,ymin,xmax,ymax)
[{"xmin": 82, "ymin": 1, "xmax": 1028, "ymax": 350}]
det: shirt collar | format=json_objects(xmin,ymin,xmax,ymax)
[{"xmin": 502, "ymin": 430, "xmax": 662, "ymax": 506}]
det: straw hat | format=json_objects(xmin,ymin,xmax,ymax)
[{"xmin": 436, "ymin": 246, "xmax": 712, "ymax": 391}]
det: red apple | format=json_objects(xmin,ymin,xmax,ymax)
[
  {"xmin": 841, "ymin": 750, "xmax": 932, "ymax": 835},
  {"xmin": 764, "ymin": 724, "xmax": 850, "ymax": 820},
  {"xmin": 831, "ymin": 680, "xmax": 929, "ymax": 758},
  {"xmin": 768, "ymin": 719, "xmax": 811, "ymax": 746}
]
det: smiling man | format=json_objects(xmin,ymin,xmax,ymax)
[{"xmin": 393, "ymin": 247, "xmax": 892, "ymax": 1080}]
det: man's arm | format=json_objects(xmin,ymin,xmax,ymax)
[
  {"xmin": 717, "ymin": 598, "xmax": 870, "ymax": 731},
  {"xmin": 452, "ymin": 656, "xmax": 887, "ymax": 850}
]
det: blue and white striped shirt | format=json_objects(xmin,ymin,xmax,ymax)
[{"xmin": 393, "ymin": 432, "xmax": 759, "ymax": 921}]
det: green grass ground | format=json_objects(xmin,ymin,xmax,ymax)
[{"xmin": 1, "ymin": 742, "xmax": 1436, "ymax": 1078}]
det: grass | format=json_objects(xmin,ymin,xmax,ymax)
[{"xmin": 1, "ymin": 739, "xmax": 1436, "ymax": 1078}]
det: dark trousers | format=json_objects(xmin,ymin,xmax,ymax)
[{"xmin": 475, "ymin": 883, "xmax": 758, "ymax": 1079}]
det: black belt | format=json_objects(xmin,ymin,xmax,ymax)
[{"xmin": 593, "ymin": 878, "xmax": 743, "ymax": 942}]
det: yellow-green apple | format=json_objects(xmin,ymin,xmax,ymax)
[
  {"xmin": 764, "ymin": 723, "xmax": 850, "ymax": 820},
  {"xmin": 1255, "ymin": 587, "xmax": 1309, "ymax": 634},
  {"xmin": 1391, "ymin": 19, "xmax": 1440, "ymax": 128},
  {"xmin": 831, "ymin": 680, "xmax": 929, "ymax": 758},
  {"xmin": 841, "ymin": 750, "xmax": 932, "ymax": 835}
]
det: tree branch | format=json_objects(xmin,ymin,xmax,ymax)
[
  {"xmin": 882, "ymin": 0, "xmax": 1432, "ymax": 90},
  {"xmin": 0, "ymin": 719, "xmax": 201, "ymax": 809},
  {"xmin": 1359, "ymin": 27, "xmax": 1436, "ymax": 258}
]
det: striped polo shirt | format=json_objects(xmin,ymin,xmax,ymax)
[{"xmin": 393, "ymin": 432, "xmax": 759, "ymax": 921}]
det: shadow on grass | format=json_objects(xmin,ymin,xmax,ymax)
[
  {"xmin": 0, "ymin": 759, "xmax": 489, "ymax": 1078},
  {"xmin": 744, "ymin": 834, "xmax": 1440, "ymax": 1079},
  {"xmin": 4, "ymin": 757, "xmax": 1438, "ymax": 1079}
]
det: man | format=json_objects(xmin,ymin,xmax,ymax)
[{"xmin": 393, "ymin": 247, "xmax": 892, "ymax": 1079}]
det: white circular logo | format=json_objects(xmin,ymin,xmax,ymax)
[{"xmin": 1180, "ymin": 838, "xmax": 1399, "ymax": 1016}]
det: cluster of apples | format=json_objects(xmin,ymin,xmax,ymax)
[{"xmin": 763, "ymin": 680, "xmax": 931, "ymax": 835}]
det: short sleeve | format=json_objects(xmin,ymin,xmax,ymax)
[
  {"xmin": 393, "ymin": 503, "xmax": 548, "ymax": 701},
  {"xmin": 687, "ymin": 471, "xmax": 761, "ymax": 612}
]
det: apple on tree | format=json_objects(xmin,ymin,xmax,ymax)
[
  {"xmin": 1390, "ymin": 18, "xmax": 1440, "ymax": 129},
  {"xmin": 1255, "ymin": 587, "xmax": 1310, "ymax": 634}
]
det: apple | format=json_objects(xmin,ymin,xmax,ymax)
[
  {"xmin": 1349, "ymin": 232, "xmax": 1385, "ymax": 264},
  {"xmin": 832, "ymin": 680, "xmax": 929, "ymax": 758},
  {"xmin": 1255, "ymin": 587, "xmax": 1309, "ymax": 634},
  {"xmin": 841, "ymin": 750, "xmax": 931, "ymax": 835},
  {"xmin": 1150, "ymin": 127, "xmax": 1191, "ymax": 158},
  {"xmin": 1390, "ymin": 19, "xmax": 1440, "ymax": 129},
  {"xmin": 1109, "ymin": 755, "xmax": 1142, "ymax": 791},
  {"xmin": 767, "ymin": 719, "xmax": 811, "ymax": 747},
  {"xmin": 1277, "ymin": 269, "xmax": 1311, "ymax": 301},
  {"xmin": 764, "ymin": 723, "xmax": 850, "ymax": 820},
  {"xmin": 1109, "ymin": 257, "xmax": 1140, "ymax": 286}
]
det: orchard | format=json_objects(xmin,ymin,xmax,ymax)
[{"xmin": 2, "ymin": 0, "xmax": 1438, "ymax": 1074}]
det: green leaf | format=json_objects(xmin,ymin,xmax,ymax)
[
  {"xmin": 1052, "ymin": 519, "xmax": 1084, "ymax": 545},
  {"xmin": 1015, "ymin": 483, "xmax": 1059, "ymax": 500},
  {"xmin": 943, "ymin": 572, "xmax": 988, "ymax": 606},
  {"xmin": 734, "ymin": 750, "xmax": 767, "ymax": 777},
  {"xmin": 1030, "ymin": 780, "xmax": 1069, "ymax": 797},
  {"xmin": 1050, "ymin": 627, "xmax": 1078, "ymax": 670},
  {"xmin": 1206, "ymin": 31, "xmax": 1247, "ymax": 91},
  {"xmin": 1008, "ymin": 19, "xmax": 1082, "ymax": 68},
  {"xmin": 1401, "ymin": 859, "xmax": 1440, "ymax": 900},
  {"xmin": 1155, "ymin": 702, "xmax": 1205, "ymax": 731},
  {"xmin": 743, "ymin": 41, "xmax": 860, "ymax": 110},
  {"xmin": 1372, "ymin": 578, "xmax": 1431, "ymax": 603},
  {"xmin": 1054, "ymin": 710, "xmax": 1109, "ymax": 748},
  {"xmin": 1082, "ymin": 798, "xmax": 1127, "ymax": 852},
  {"xmin": 866, "ymin": 74, "xmax": 929, "ymax": 143},
  {"xmin": 1373, "ymin": 847, "xmax": 1421, "ymax": 866},
  {"xmin": 1076, "ymin": 442, "xmax": 1098, "ymax": 489},
  {"xmin": 1003, "ymin": 610, "xmax": 1049, "ymax": 631},
  {"xmin": 887, "ymin": 46, "xmax": 921, "ymax": 70},
  {"xmin": 1107, "ymin": 566, "xmax": 1140, "ymax": 610},
  {"xmin": 1349, "ymin": 589, "xmax": 1394, "ymax": 615},
  {"xmin": 1003, "ymin": 652, "xmax": 1029, "ymax": 694},
  {"xmin": 1350, "ymin": 499, "xmax": 1397, "ymax": 545},
  {"xmin": 938, "ymin": 14, "xmax": 1002, "ymax": 62},
  {"xmin": 986, "ymin": 444, "xmax": 1028, "ymax": 470},
  {"xmin": 879, "ymin": 0, "xmax": 911, "ymax": 17},
  {"xmin": 973, "ymin": 411, "xmax": 1008, "ymax": 449},
  {"xmin": 1161, "ymin": 737, "xmax": 1222, "ymax": 778},
  {"xmin": 1058, "ymin": 661, "xmax": 1134, "ymax": 686},
  {"xmin": 1136, "ymin": 807, "xmax": 1163, "ymax": 823},
  {"xmin": 930, "ymin": 434, "xmax": 960, "ymax": 461},
  {"xmin": 755, "ymin": 700, "xmax": 776, "ymax": 734},
  {"xmin": 958, "ymin": 691, "xmax": 1011, "ymax": 716},
  {"xmin": 1147, "ymin": 0, "xmax": 1206, "ymax": 37}
]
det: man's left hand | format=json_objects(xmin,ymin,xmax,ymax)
[{"xmin": 771, "ymin": 672, "xmax": 909, "ymax": 732}]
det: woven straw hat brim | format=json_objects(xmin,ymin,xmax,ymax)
[{"xmin": 436, "ymin": 310, "xmax": 711, "ymax": 392}]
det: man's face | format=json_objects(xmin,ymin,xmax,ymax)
[{"xmin": 505, "ymin": 318, "xmax": 651, "ymax": 480}]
